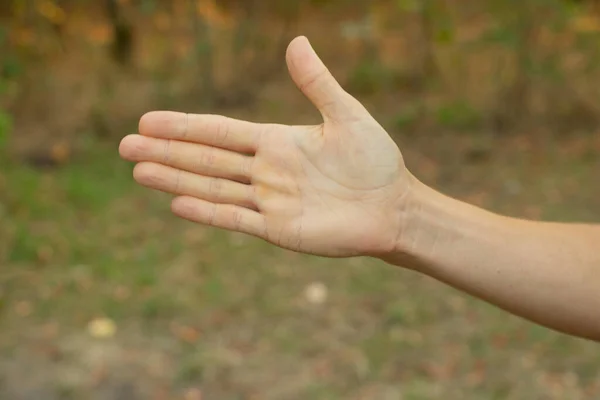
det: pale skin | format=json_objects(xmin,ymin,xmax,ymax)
[{"xmin": 119, "ymin": 36, "xmax": 600, "ymax": 342}]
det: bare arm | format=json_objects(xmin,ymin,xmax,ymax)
[
  {"xmin": 381, "ymin": 175, "xmax": 600, "ymax": 341},
  {"xmin": 119, "ymin": 35, "xmax": 600, "ymax": 343}
]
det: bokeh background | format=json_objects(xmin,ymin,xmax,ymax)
[{"xmin": 1, "ymin": 0, "xmax": 599, "ymax": 399}]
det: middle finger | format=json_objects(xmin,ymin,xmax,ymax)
[{"xmin": 120, "ymin": 134, "xmax": 253, "ymax": 183}]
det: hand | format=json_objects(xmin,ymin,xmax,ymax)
[{"xmin": 119, "ymin": 36, "xmax": 412, "ymax": 258}]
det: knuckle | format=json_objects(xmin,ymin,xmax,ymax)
[
  {"xmin": 197, "ymin": 147, "xmax": 216, "ymax": 171},
  {"xmin": 231, "ymin": 208, "xmax": 242, "ymax": 230},
  {"xmin": 163, "ymin": 139, "xmax": 172, "ymax": 164},
  {"xmin": 173, "ymin": 169, "xmax": 182, "ymax": 193},
  {"xmin": 208, "ymin": 204, "xmax": 218, "ymax": 226},
  {"xmin": 241, "ymin": 156, "xmax": 254, "ymax": 180},
  {"xmin": 215, "ymin": 118, "xmax": 230, "ymax": 146},
  {"xmin": 209, "ymin": 177, "xmax": 223, "ymax": 201},
  {"xmin": 247, "ymin": 186, "xmax": 258, "ymax": 208},
  {"xmin": 179, "ymin": 113, "xmax": 190, "ymax": 139},
  {"xmin": 301, "ymin": 67, "xmax": 329, "ymax": 92}
]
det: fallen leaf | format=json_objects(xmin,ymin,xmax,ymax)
[
  {"xmin": 87, "ymin": 317, "xmax": 117, "ymax": 339},
  {"xmin": 304, "ymin": 282, "xmax": 328, "ymax": 305},
  {"xmin": 15, "ymin": 301, "xmax": 32, "ymax": 317},
  {"xmin": 170, "ymin": 323, "xmax": 200, "ymax": 344},
  {"xmin": 183, "ymin": 388, "xmax": 203, "ymax": 400},
  {"xmin": 113, "ymin": 285, "xmax": 131, "ymax": 301}
]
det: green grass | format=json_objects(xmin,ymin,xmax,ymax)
[{"xmin": 0, "ymin": 133, "xmax": 598, "ymax": 399}]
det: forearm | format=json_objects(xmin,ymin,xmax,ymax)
[{"xmin": 381, "ymin": 176, "xmax": 600, "ymax": 341}]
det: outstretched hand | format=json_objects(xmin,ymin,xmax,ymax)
[{"xmin": 119, "ymin": 36, "xmax": 412, "ymax": 257}]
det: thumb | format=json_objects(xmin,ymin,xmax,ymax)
[{"xmin": 286, "ymin": 36, "xmax": 361, "ymax": 122}]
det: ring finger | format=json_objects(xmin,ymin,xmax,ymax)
[{"xmin": 133, "ymin": 162, "xmax": 257, "ymax": 210}]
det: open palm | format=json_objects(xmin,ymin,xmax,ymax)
[{"xmin": 119, "ymin": 36, "xmax": 411, "ymax": 257}]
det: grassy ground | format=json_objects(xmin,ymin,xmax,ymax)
[{"xmin": 1, "ymin": 81, "xmax": 599, "ymax": 399}]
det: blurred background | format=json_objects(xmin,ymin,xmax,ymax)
[{"xmin": 1, "ymin": 0, "xmax": 599, "ymax": 399}]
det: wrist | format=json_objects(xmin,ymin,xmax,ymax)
[{"xmin": 376, "ymin": 174, "xmax": 504, "ymax": 272}]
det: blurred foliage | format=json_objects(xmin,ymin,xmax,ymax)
[
  {"xmin": 0, "ymin": 24, "xmax": 14, "ymax": 152},
  {"xmin": 347, "ymin": 59, "xmax": 400, "ymax": 95},
  {"xmin": 393, "ymin": 103, "xmax": 423, "ymax": 131},
  {"xmin": 0, "ymin": 111, "xmax": 11, "ymax": 151},
  {"xmin": 0, "ymin": 0, "xmax": 600, "ymax": 161},
  {"xmin": 435, "ymin": 100, "xmax": 483, "ymax": 131}
]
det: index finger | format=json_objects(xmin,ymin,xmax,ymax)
[{"xmin": 139, "ymin": 111, "xmax": 264, "ymax": 154}]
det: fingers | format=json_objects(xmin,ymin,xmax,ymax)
[
  {"xmin": 171, "ymin": 196, "xmax": 267, "ymax": 239},
  {"xmin": 286, "ymin": 36, "xmax": 362, "ymax": 122},
  {"xmin": 139, "ymin": 111, "xmax": 264, "ymax": 154},
  {"xmin": 133, "ymin": 162, "xmax": 257, "ymax": 210},
  {"xmin": 120, "ymin": 134, "xmax": 253, "ymax": 184}
]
